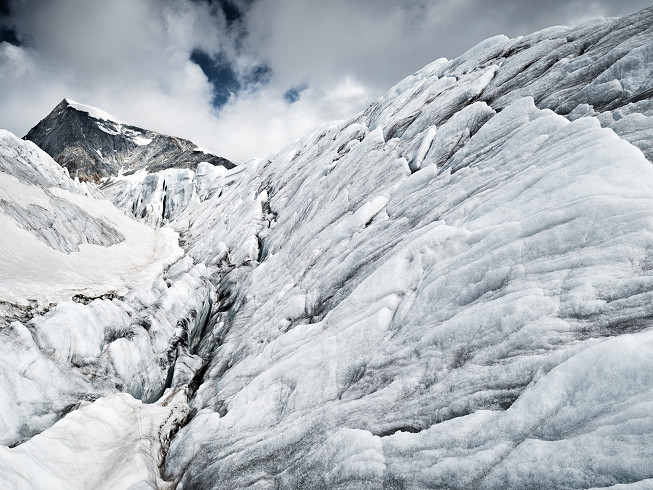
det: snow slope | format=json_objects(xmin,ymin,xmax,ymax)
[
  {"xmin": 0, "ymin": 130, "xmax": 182, "ymax": 309},
  {"xmin": 2, "ymin": 5, "xmax": 653, "ymax": 490},
  {"xmin": 0, "ymin": 388, "xmax": 189, "ymax": 490},
  {"xmin": 0, "ymin": 132, "xmax": 210, "ymax": 455}
]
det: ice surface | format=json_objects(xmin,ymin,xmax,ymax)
[
  {"xmin": 165, "ymin": 96, "xmax": 653, "ymax": 488},
  {"xmin": 102, "ymin": 162, "xmax": 228, "ymax": 227},
  {"xmin": 161, "ymin": 7, "xmax": 653, "ymax": 488},
  {"xmin": 0, "ymin": 256, "xmax": 212, "ymax": 445},
  {"xmin": 3, "ymin": 5, "xmax": 653, "ymax": 489},
  {"xmin": 95, "ymin": 120, "xmax": 154, "ymax": 147},
  {"xmin": 0, "ymin": 388, "xmax": 189, "ymax": 489},
  {"xmin": 0, "ymin": 131, "xmax": 211, "ymax": 449}
]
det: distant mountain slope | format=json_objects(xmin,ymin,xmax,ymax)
[{"xmin": 24, "ymin": 98, "xmax": 234, "ymax": 183}]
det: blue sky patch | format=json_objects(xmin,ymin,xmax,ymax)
[
  {"xmin": 191, "ymin": 49, "xmax": 240, "ymax": 108},
  {"xmin": 283, "ymin": 84, "xmax": 308, "ymax": 104},
  {"xmin": 191, "ymin": 48, "xmax": 271, "ymax": 109},
  {"xmin": 0, "ymin": 26, "xmax": 20, "ymax": 45}
]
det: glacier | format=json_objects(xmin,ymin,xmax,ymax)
[{"xmin": 1, "ymin": 5, "xmax": 653, "ymax": 489}]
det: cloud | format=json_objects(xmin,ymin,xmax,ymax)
[
  {"xmin": 0, "ymin": 0, "xmax": 228, "ymax": 150},
  {"xmin": 0, "ymin": 0, "xmax": 651, "ymax": 162},
  {"xmin": 208, "ymin": 76, "xmax": 372, "ymax": 161}
]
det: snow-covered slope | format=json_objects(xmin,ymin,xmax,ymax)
[
  {"xmin": 0, "ymin": 131, "xmax": 210, "ymax": 460},
  {"xmin": 24, "ymin": 98, "xmax": 234, "ymax": 183},
  {"xmin": 2, "ymin": 5, "xmax": 653, "ymax": 489},
  {"xmin": 0, "ymin": 388, "xmax": 189, "ymax": 490},
  {"xmin": 0, "ymin": 129, "xmax": 182, "ymax": 313}
]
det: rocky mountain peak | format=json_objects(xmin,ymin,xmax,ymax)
[{"xmin": 24, "ymin": 98, "xmax": 234, "ymax": 183}]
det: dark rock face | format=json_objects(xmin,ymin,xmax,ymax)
[{"xmin": 24, "ymin": 99, "xmax": 234, "ymax": 183}]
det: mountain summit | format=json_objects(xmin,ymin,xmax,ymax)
[{"xmin": 24, "ymin": 98, "xmax": 234, "ymax": 183}]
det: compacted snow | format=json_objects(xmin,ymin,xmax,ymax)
[
  {"xmin": 2, "ymin": 5, "xmax": 653, "ymax": 489},
  {"xmin": 0, "ymin": 388, "xmax": 189, "ymax": 490},
  {"xmin": 0, "ymin": 131, "xmax": 209, "ymax": 459},
  {"xmin": 0, "ymin": 130, "xmax": 182, "ymax": 308}
]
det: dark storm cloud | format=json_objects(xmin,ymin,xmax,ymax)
[
  {"xmin": 0, "ymin": 0, "xmax": 651, "ymax": 161},
  {"xmin": 0, "ymin": 26, "xmax": 19, "ymax": 45},
  {"xmin": 0, "ymin": 0, "xmax": 11, "ymax": 16},
  {"xmin": 0, "ymin": 0, "xmax": 19, "ymax": 45},
  {"xmin": 216, "ymin": 0, "xmax": 244, "ymax": 26}
]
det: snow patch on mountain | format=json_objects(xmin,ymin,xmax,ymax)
[
  {"xmin": 24, "ymin": 99, "xmax": 234, "ymax": 183},
  {"xmin": 64, "ymin": 98, "xmax": 121, "ymax": 123}
]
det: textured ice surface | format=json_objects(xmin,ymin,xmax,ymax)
[
  {"xmin": 102, "ymin": 162, "xmax": 228, "ymax": 227},
  {"xmin": 3, "ymin": 5, "xmax": 653, "ymax": 489},
  {"xmin": 0, "ymin": 256, "xmax": 211, "ymax": 446},
  {"xmin": 0, "ymin": 388, "xmax": 190, "ymax": 489},
  {"xmin": 0, "ymin": 132, "xmax": 211, "ymax": 449},
  {"xmin": 165, "ymin": 102, "xmax": 653, "ymax": 488},
  {"xmin": 162, "ymin": 7, "xmax": 653, "ymax": 489}
]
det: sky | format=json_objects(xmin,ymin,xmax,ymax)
[{"xmin": 0, "ymin": 0, "xmax": 651, "ymax": 163}]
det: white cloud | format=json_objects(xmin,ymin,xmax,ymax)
[
  {"xmin": 208, "ymin": 75, "xmax": 373, "ymax": 161},
  {"xmin": 0, "ymin": 0, "xmax": 651, "ymax": 163}
]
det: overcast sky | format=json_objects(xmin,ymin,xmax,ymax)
[{"xmin": 1, "ymin": 0, "xmax": 651, "ymax": 162}]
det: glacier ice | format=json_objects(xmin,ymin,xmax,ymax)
[
  {"xmin": 2, "ymin": 4, "xmax": 653, "ymax": 489},
  {"xmin": 102, "ymin": 162, "xmax": 229, "ymax": 227},
  {"xmin": 165, "ymin": 98, "xmax": 653, "ymax": 488},
  {"xmin": 0, "ymin": 131, "xmax": 183, "ymax": 309},
  {"xmin": 0, "ymin": 131, "xmax": 211, "ymax": 449},
  {"xmin": 0, "ymin": 388, "xmax": 190, "ymax": 489},
  {"xmin": 162, "ymin": 7, "xmax": 653, "ymax": 488}
]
